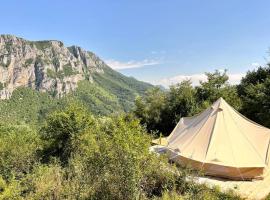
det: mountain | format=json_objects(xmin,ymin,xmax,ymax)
[{"xmin": 0, "ymin": 35, "xmax": 152, "ymax": 122}]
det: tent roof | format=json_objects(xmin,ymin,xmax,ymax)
[{"xmin": 167, "ymin": 97, "xmax": 270, "ymax": 168}]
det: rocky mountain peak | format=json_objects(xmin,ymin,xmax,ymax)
[{"xmin": 0, "ymin": 35, "xmax": 106, "ymax": 99}]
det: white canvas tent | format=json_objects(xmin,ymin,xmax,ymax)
[{"xmin": 163, "ymin": 97, "xmax": 270, "ymax": 180}]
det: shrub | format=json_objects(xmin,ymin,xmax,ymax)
[
  {"xmin": 22, "ymin": 164, "xmax": 63, "ymax": 200},
  {"xmin": 0, "ymin": 82, "xmax": 3, "ymax": 90},
  {"xmin": 0, "ymin": 102, "xmax": 244, "ymax": 199},
  {"xmin": 40, "ymin": 104, "xmax": 93, "ymax": 165},
  {"xmin": 45, "ymin": 110, "xmax": 178, "ymax": 199},
  {"xmin": 63, "ymin": 64, "xmax": 78, "ymax": 76},
  {"xmin": 24, "ymin": 58, "xmax": 34, "ymax": 68},
  {"xmin": 0, "ymin": 124, "xmax": 40, "ymax": 180},
  {"xmin": 0, "ymin": 176, "xmax": 22, "ymax": 200},
  {"xmin": 62, "ymin": 114, "xmax": 152, "ymax": 199},
  {"xmin": 33, "ymin": 41, "xmax": 51, "ymax": 50}
]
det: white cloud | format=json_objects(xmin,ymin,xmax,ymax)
[
  {"xmin": 251, "ymin": 62, "xmax": 260, "ymax": 68},
  {"xmin": 157, "ymin": 74, "xmax": 207, "ymax": 87},
  {"xmin": 153, "ymin": 63, "xmax": 263, "ymax": 87},
  {"xmin": 155, "ymin": 73, "xmax": 245, "ymax": 88},
  {"xmin": 151, "ymin": 50, "xmax": 166, "ymax": 55},
  {"xmin": 228, "ymin": 73, "xmax": 245, "ymax": 84},
  {"xmin": 105, "ymin": 59, "xmax": 160, "ymax": 70}
]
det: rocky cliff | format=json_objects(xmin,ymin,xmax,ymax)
[{"xmin": 0, "ymin": 35, "xmax": 106, "ymax": 99}]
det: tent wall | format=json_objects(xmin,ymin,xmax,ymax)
[
  {"xmin": 165, "ymin": 98, "xmax": 270, "ymax": 180},
  {"xmin": 170, "ymin": 153, "xmax": 265, "ymax": 180}
]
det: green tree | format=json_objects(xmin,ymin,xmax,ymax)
[
  {"xmin": 167, "ymin": 80, "xmax": 199, "ymax": 123},
  {"xmin": 41, "ymin": 104, "xmax": 93, "ymax": 164},
  {"xmin": 237, "ymin": 65, "xmax": 270, "ymax": 127},
  {"xmin": 134, "ymin": 70, "xmax": 243, "ymax": 136},
  {"xmin": 62, "ymin": 113, "xmax": 178, "ymax": 199},
  {"xmin": 22, "ymin": 164, "xmax": 63, "ymax": 200},
  {"xmin": 0, "ymin": 124, "xmax": 40, "ymax": 180},
  {"xmin": 0, "ymin": 101, "xmax": 243, "ymax": 199},
  {"xmin": 0, "ymin": 176, "xmax": 22, "ymax": 200},
  {"xmin": 134, "ymin": 87, "xmax": 168, "ymax": 134},
  {"xmin": 196, "ymin": 70, "xmax": 242, "ymax": 110}
]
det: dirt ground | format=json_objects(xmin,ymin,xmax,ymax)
[{"xmin": 194, "ymin": 172, "xmax": 270, "ymax": 200}]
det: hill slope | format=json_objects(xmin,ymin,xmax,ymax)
[{"xmin": 0, "ymin": 35, "xmax": 152, "ymax": 122}]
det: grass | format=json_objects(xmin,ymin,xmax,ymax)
[
  {"xmin": 32, "ymin": 41, "xmax": 52, "ymax": 50},
  {"xmin": 23, "ymin": 58, "xmax": 34, "ymax": 68},
  {"xmin": 63, "ymin": 64, "xmax": 78, "ymax": 76}
]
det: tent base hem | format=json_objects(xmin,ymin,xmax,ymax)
[{"xmin": 167, "ymin": 150, "xmax": 265, "ymax": 180}]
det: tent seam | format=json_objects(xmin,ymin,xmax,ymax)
[
  {"xmin": 222, "ymin": 109, "xmax": 245, "ymax": 180},
  {"xmin": 180, "ymin": 110, "xmax": 214, "ymax": 155},
  {"xmin": 226, "ymin": 101, "xmax": 266, "ymax": 165},
  {"xmin": 169, "ymin": 108, "xmax": 211, "ymax": 147},
  {"xmin": 203, "ymin": 109, "xmax": 219, "ymax": 161}
]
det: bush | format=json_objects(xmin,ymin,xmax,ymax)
[
  {"xmin": 24, "ymin": 58, "xmax": 34, "ymax": 68},
  {"xmin": 238, "ymin": 65, "xmax": 270, "ymax": 127},
  {"xmin": 0, "ymin": 87, "xmax": 61, "ymax": 125},
  {"xmin": 63, "ymin": 64, "xmax": 78, "ymax": 76},
  {"xmin": 0, "ymin": 82, "xmax": 3, "ymax": 90},
  {"xmin": 0, "ymin": 102, "xmax": 244, "ymax": 199},
  {"xmin": 0, "ymin": 124, "xmax": 40, "ymax": 180},
  {"xmin": 64, "ymin": 114, "xmax": 154, "ymax": 199},
  {"xmin": 22, "ymin": 164, "xmax": 63, "ymax": 200},
  {"xmin": 40, "ymin": 107, "xmax": 183, "ymax": 199},
  {"xmin": 40, "ymin": 104, "xmax": 93, "ymax": 164},
  {"xmin": 0, "ymin": 176, "xmax": 22, "ymax": 200}
]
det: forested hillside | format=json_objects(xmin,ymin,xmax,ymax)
[{"xmin": 0, "ymin": 35, "xmax": 152, "ymax": 125}]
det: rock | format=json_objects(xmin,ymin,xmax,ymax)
[{"xmin": 0, "ymin": 34, "xmax": 106, "ymax": 99}]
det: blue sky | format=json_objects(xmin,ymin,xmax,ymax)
[{"xmin": 1, "ymin": 0, "xmax": 270, "ymax": 86}]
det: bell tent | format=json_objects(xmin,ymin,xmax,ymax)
[{"xmin": 165, "ymin": 97, "xmax": 270, "ymax": 180}]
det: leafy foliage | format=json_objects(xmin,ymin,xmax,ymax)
[
  {"xmin": 0, "ymin": 87, "xmax": 62, "ymax": 126},
  {"xmin": 63, "ymin": 64, "xmax": 78, "ymax": 76},
  {"xmin": 41, "ymin": 105, "xmax": 93, "ymax": 164},
  {"xmin": 32, "ymin": 41, "xmax": 52, "ymax": 50},
  {"xmin": 0, "ymin": 176, "xmax": 22, "ymax": 200},
  {"xmin": 0, "ymin": 124, "xmax": 40, "ymax": 180},
  {"xmin": 0, "ymin": 104, "xmax": 242, "ymax": 199},
  {"xmin": 46, "ymin": 68, "xmax": 65, "ymax": 80},
  {"xmin": 196, "ymin": 70, "xmax": 242, "ymax": 110},
  {"xmin": 92, "ymin": 66, "xmax": 152, "ymax": 112},
  {"xmin": 134, "ymin": 70, "xmax": 242, "ymax": 135},
  {"xmin": 238, "ymin": 65, "xmax": 270, "ymax": 127},
  {"xmin": 24, "ymin": 58, "xmax": 34, "ymax": 68},
  {"xmin": 69, "ymin": 80, "xmax": 123, "ymax": 115},
  {"xmin": 134, "ymin": 87, "xmax": 168, "ymax": 134}
]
